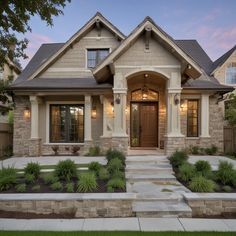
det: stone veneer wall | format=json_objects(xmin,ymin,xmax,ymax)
[
  {"xmin": 0, "ymin": 193, "xmax": 134, "ymax": 218},
  {"xmin": 184, "ymin": 193, "xmax": 236, "ymax": 217},
  {"xmin": 180, "ymin": 97, "xmax": 224, "ymax": 153},
  {"xmin": 13, "ymin": 96, "xmax": 31, "ymax": 156}
]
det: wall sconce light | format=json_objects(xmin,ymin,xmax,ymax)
[
  {"xmin": 174, "ymin": 94, "xmax": 180, "ymax": 105},
  {"xmin": 91, "ymin": 106, "xmax": 97, "ymax": 119},
  {"xmin": 24, "ymin": 106, "xmax": 30, "ymax": 119},
  {"xmin": 115, "ymin": 94, "xmax": 120, "ymax": 104}
]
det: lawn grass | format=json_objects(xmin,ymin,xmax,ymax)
[{"xmin": 0, "ymin": 232, "xmax": 235, "ymax": 236}]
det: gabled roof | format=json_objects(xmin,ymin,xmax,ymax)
[
  {"xmin": 93, "ymin": 16, "xmax": 203, "ymax": 81},
  {"xmin": 26, "ymin": 12, "xmax": 125, "ymax": 81},
  {"xmin": 211, "ymin": 44, "xmax": 236, "ymax": 74},
  {"xmin": 175, "ymin": 40, "xmax": 213, "ymax": 75}
]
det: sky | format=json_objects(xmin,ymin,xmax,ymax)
[{"xmin": 20, "ymin": 0, "xmax": 236, "ymax": 68}]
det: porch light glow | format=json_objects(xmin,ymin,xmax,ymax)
[
  {"xmin": 24, "ymin": 106, "xmax": 30, "ymax": 119},
  {"xmin": 91, "ymin": 106, "xmax": 97, "ymax": 119}
]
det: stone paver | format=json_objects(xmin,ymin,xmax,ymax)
[
  {"xmin": 188, "ymin": 155, "xmax": 236, "ymax": 171},
  {"xmin": 139, "ymin": 218, "xmax": 184, "ymax": 231},
  {"xmin": 179, "ymin": 218, "xmax": 230, "ymax": 232},
  {"xmin": 0, "ymin": 218, "xmax": 235, "ymax": 231},
  {"xmin": 0, "ymin": 156, "xmax": 106, "ymax": 169}
]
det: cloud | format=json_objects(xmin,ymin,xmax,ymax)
[{"xmin": 20, "ymin": 33, "xmax": 53, "ymax": 68}]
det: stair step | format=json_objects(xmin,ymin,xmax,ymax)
[
  {"xmin": 126, "ymin": 173, "xmax": 176, "ymax": 182},
  {"xmin": 136, "ymin": 192, "xmax": 182, "ymax": 202},
  {"xmin": 126, "ymin": 156, "xmax": 168, "ymax": 163},
  {"xmin": 133, "ymin": 201, "xmax": 192, "ymax": 218}
]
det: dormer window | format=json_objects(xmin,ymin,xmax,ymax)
[
  {"xmin": 87, "ymin": 48, "xmax": 109, "ymax": 68},
  {"xmin": 226, "ymin": 62, "xmax": 236, "ymax": 84}
]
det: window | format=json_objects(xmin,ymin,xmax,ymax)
[
  {"xmin": 187, "ymin": 100, "xmax": 199, "ymax": 137},
  {"xmin": 0, "ymin": 68, "xmax": 3, "ymax": 80},
  {"xmin": 131, "ymin": 88, "xmax": 158, "ymax": 101},
  {"xmin": 87, "ymin": 49, "xmax": 109, "ymax": 68},
  {"xmin": 50, "ymin": 105, "xmax": 84, "ymax": 143},
  {"xmin": 226, "ymin": 63, "xmax": 236, "ymax": 84}
]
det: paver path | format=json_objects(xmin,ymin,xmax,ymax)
[{"xmin": 125, "ymin": 155, "xmax": 192, "ymax": 217}]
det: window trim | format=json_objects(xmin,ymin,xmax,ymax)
[
  {"xmin": 45, "ymin": 101, "xmax": 84, "ymax": 144},
  {"xmin": 187, "ymin": 99, "xmax": 199, "ymax": 137},
  {"xmin": 85, "ymin": 47, "xmax": 111, "ymax": 69}
]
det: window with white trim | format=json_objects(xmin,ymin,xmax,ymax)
[
  {"xmin": 0, "ymin": 68, "xmax": 3, "ymax": 80},
  {"xmin": 87, "ymin": 48, "xmax": 109, "ymax": 68},
  {"xmin": 226, "ymin": 62, "xmax": 236, "ymax": 84}
]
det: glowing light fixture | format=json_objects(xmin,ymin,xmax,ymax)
[{"xmin": 24, "ymin": 106, "xmax": 30, "ymax": 119}]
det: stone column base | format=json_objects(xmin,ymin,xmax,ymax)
[
  {"xmin": 165, "ymin": 136, "xmax": 185, "ymax": 156},
  {"xmin": 112, "ymin": 136, "xmax": 129, "ymax": 155},
  {"xmin": 100, "ymin": 136, "xmax": 112, "ymax": 154},
  {"xmin": 82, "ymin": 140, "xmax": 93, "ymax": 155},
  {"xmin": 29, "ymin": 138, "xmax": 41, "ymax": 157}
]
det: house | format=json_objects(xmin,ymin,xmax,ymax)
[{"xmin": 11, "ymin": 12, "xmax": 233, "ymax": 157}]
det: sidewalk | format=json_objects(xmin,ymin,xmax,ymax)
[{"xmin": 0, "ymin": 217, "xmax": 235, "ymax": 231}]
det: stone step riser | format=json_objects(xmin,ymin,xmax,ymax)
[
  {"xmin": 126, "ymin": 169, "xmax": 173, "ymax": 174},
  {"xmin": 135, "ymin": 211, "xmax": 192, "ymax": 218},
  {"xmin": 126, "ymin": 160, "xmax": 169, "ymax": 164},
  {"xmin": 126, "ymin": 178, "xmax": 176, "ymax": 183}
]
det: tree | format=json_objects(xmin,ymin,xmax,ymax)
[
  {"xmin": 225, "ymin": 93, "xmax": 236, "ymax": 126},
  {"xmin": 0, "ymin": 0, "xmax": 71, "ymax": 66}
]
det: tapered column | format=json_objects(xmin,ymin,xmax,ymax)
[
  {"xmin": 30, "ymin": 96, "xmax": 39, "ymax": 139},
  {"xmin": 84, "ymin": 95, "xmax": 92, "ymax": 141},
  {"xmin": 200, "ymin": 94, "xmax": 210, "ymax": 137}
]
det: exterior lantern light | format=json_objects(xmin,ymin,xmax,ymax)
[
  {"xmin": 174, "ymin": 94, "xmax": 180, "ymax": 105},
  {"xmin": 91, "ymin": 106, "xmax": 97, "ymax": 119},
  {"xmin": 24, "ymin": 106, "xmax": 30, "ymax": 119}
]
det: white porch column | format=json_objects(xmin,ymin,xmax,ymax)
[
  {"xmin": 84, "ymin": 95, "xmax": 92, "ymax": 141},
  {"xmin": 113, "ymin": 89, "xmax": 127, "ymax": 136},
  {"xmin": 30, "ymin": 96, "xmax": 39, "ymax": 139},
  {"xmin": 200, "ymin": 94, "xmax": 210, "ymax": 137},
  {"xmin": 166, "ymin": 72, "xmax": 183, "ymax": 137}
]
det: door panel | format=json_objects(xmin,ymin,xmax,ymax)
[
  {"xmin": 140, "ymin": 104, "xmax": 158, "ymax": 147},
  {"xmin": 130, "ymin": 102, "xmax": 158, "ymax": 147}
]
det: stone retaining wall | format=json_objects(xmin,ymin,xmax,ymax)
[
  {"xmin": 184, "ymin": 193, "xmax": 236, "ymax": 217},
  {"xmin": 0, "ymin": 193, "xmax": 135, "ymax": 218}
]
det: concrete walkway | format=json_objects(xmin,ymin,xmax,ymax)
[
  {"xmin": 0, "ymin": 156, "xmax": 107, "ymax": 169},
  {"xmin": 0, "ymin": 217, "xmax": 235, "ymax": 231}
]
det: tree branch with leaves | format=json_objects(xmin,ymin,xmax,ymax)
[{"xmin": 225, "ymin": 93, "xmax": 236, "ymax": 127}]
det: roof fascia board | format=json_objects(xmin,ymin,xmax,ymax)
[{"xmin": 28, "ymin": 14, "xmax": 125, "ymax": 81}]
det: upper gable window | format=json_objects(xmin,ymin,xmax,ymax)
[
  {"xmin": 87, "ymin": 49, "xmax": 109, "ymax": 68},
  {"xmin": 226, "ymin": 62, "xmax": 236, "ymax": 84}
]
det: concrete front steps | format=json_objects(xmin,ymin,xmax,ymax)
[{"xmin": 126, "ymin": 155, "xmax": 192, "ymax": 218}]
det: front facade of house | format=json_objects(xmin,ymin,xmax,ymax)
[{"xmin": 11, "ymin": 13, "xmax": 233, "ymax": 156}]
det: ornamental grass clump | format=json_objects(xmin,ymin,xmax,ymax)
[
  {"xmin": 24, "ymin": 162, "xmax": 41, "ymax": 179},
  {"xmin": 50, "ymin": 181, "xmax": 63, "ymax": 191},
  {"xmin": 42, "ymin": 173, "xmax": 59, "ymax": 185},
  {"xmin": 217, "ymin": 161, "xmax": 235, "ymax": 185},
  {"xmin": 25, "ymin": 173, "xmax": 36, "ymax": 184},
  {"xmin": 107, "ymin": 158, "xmax": 124, "ymax": 173},
  {"xmin": 189, "ymin": 176, "xmax": 215, "ymax": 192},
  {"xmin": 55, "ymin": 159, "xmax": 77, "ymax": 181},
  {"xmin": 107, "ymin": 178, "xmax": 125, "ymax": 191},
  {"xmin": 179, "ymin": 163, "xmax": 196, "ymax": 182},
  {"xmin": 194, "ymin": 160, "xmax": 212, "ymax": 177},
  {"xmin": 98, "ymin": 167, "xmax": 110, "ymax": 181},
  {"xmin": 88, "ymin": 161, "xmax": 102, "ymax": 175},
  {"xmin": 106, "ymin": 149, "xmax": 125, "ymax": 164},
  {"xmin": 77, "ymin": 172, "xmax": 97, "ymax": 192},
  {"xmin": 16, "ymin": 183, "xmax": 26, "ymax": 193},
  {"xmin": 0, "ymin": 166, "xmax": 17, "ymax": 191},
  {"xmin": 65, "ymin": 182, "xmax": 74, "ymax": 193},
  {"xmin": 169, "ymin": 150, "xmax": 188, "ymax": 168}
]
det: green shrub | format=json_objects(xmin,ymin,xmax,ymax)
[
  {"xmin": 194, "ymin": 160, "xmax": 212, "ymax": 177},
  {"xmin": 50, "ymin": 181, "xmax": 63, "ymax": 191},
  {"xmin": 223, "ymin": 185, "xmax": 232, "ymax": 193},
  {"xmin": 189, "ymin": 176, "xmax": 215, "ymax": 192},
  {"xmin": 88, "ymin": 162, "xmax": 102, "ymax": 174},
  {"xmin": 42, "ymin": 173, "xmax": 59, "ymax": 185},
  {"xmin": 24, "ymin": 162, "xmax": 41, "ymax": 178},
  {"xmin": 190, "ymin": 146, "xmax": 200, "ymax": 155},
  {"xmin": 169, "ymin": 150, "xmax": 188, "ymax": 168},
  {"xmin": 179, "ymin": 163, "xmax": 196, "ymax": 182},
  {"xmin": 55, "ymin": 159, "xmax": 77, "ymax": 181},
  {"xmin": 32, "ymin": 185, "xmax": 40, "ymax": 192},
  {"xmin": 25, "ymin": 174, "xmax": 35, "ymax": 184},
  {"xmin": 16, "ymin": 184, "xmax": 26, "ymax": 193},
  {"xmin": 111, "ymin": 170, "xmax": 125, "ymax": 179},
  {"xmin": 232, "ymin": 171, "xmax": 236, "ymax": 188},
  {"xmin": 98, "ymin": 167, "xmax": 110, "ymax": 181},
  {"xmin": 217, "ymin": 161, "xmax": 235, "ymax": 185},
  {"xmin": 107, "ymin": 158, "xmax": 123, "ymax": 173},
  {"xmin": 87, "ymin": 146, "xmax": 101, "ymax": 156},
  {"xmin": 107, "ymin": 186, "xmax": 114, "ymax": 192},
  {"xmin": 0, "ymin": 166, "xmax": 17, "ymax": 191},
  {"xmin": 77, "ymin": 172, "xmax": 97, "ymax": 192},
  {"xmin": 65, "ymin": 182, "xmax": 74, "ymax": 193},
  {"xmin": 204, "ymin": 145, "xmax": 218, "ymax": 155},
  {"xmin": 106, "ymin": 149, "xmax": 125, "ymax": 164},
  {"xmin": 107, "ymin": 178, "xmax": 125, "ymax": 190}
]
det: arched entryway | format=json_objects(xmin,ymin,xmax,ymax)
[{"xmin": 126, "ymin": 71, "xmax": 167, "ymax": 149}]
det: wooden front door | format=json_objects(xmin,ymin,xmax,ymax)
[{"xmin": 131, "ymin": 102, "xmax": 158, "ymax": 147}]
